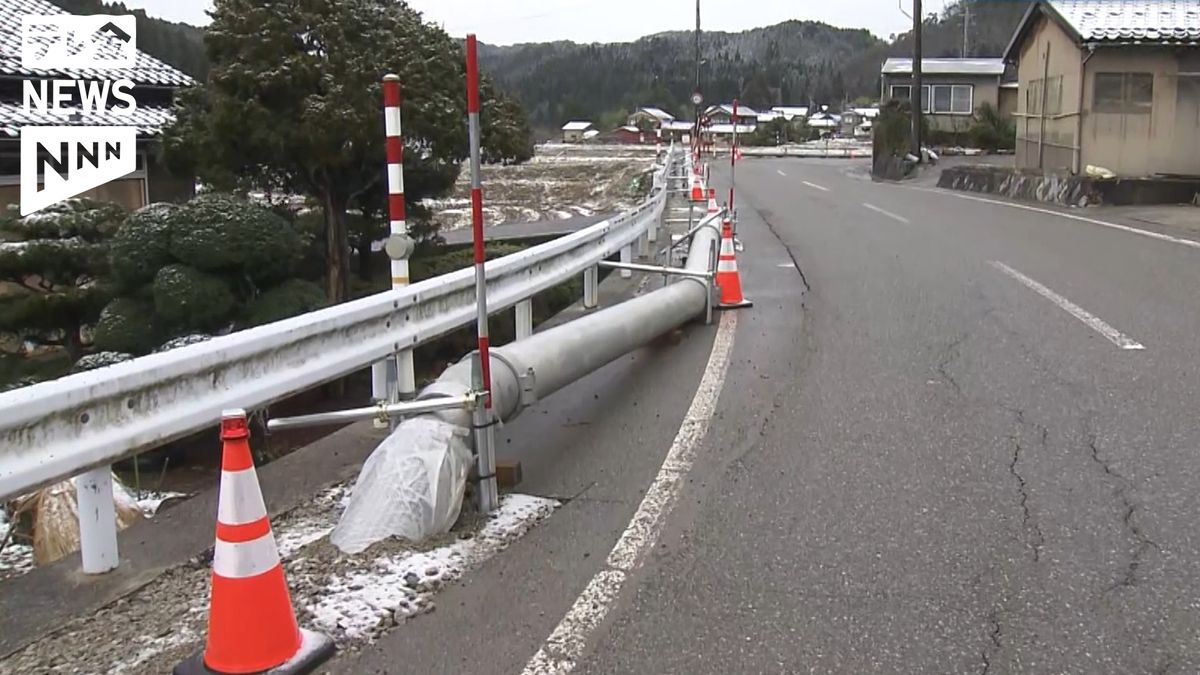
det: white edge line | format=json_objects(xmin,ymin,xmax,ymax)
[
  {"xmin": 926, "ymin": 188, "xmax": 1200, "ymax": 251},
  {"xmin": 802, "ymin": 180, "xmax": 830, "ymax": 192},
  {"xmin": 776, "ymin": 169, "xmax": 787, "ymax": 177},
  {"xmin": 521, "ymin": 311, "xmax": 739, "ymax": 675},
  {"xmin": 989, "ymin": 261, "xmax": 1145, "ymax": 350},
  {"xmin": 862, "ymin": 202, "xmax": 911, "ymax": 224}
]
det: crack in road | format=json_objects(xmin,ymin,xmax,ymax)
[
  {"xmin": 980, "ymin": 610, "xmax": 1003, "ymax": 675},
  {"xmin": 936, "ymin": 333, "xmax": 967, "ymax": 396},
  {"xmin": 750, "ymin": 206, "xmax": 811, "ymax": 292},
  {"xmin": 1004, "ymin": 409, "xmax": 1048, "ymax": 563},
  {"xmin": 1087, "ymin": 431, "xmax": 1161, "ymax": 592}
]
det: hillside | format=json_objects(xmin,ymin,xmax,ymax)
[
  {"xmin": 48, "ymin": 0, "xmax": 209, "ymax": 79},
  {"xmin": 481, "ymin": 0, "xmax": 1035, "ymax": 130}
]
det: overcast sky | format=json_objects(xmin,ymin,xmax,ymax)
[{"xmin": 118, "ymin": 0, "xmax": 953, "ymax": 44}]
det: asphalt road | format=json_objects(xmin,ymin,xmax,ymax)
[
  {"xmin": 575, "ymin": 159, "xmax": 1200, "ymax": 674},
  {"xmin": 342, "ymin": 157, "xmax": 1200, "ymax": 674}
]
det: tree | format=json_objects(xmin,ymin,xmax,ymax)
[
  {"xmin": 96, "ymin": 194, "xmax": 322, "ymax": 355},
  {"xmin": 0, "ymin": 200, "xmax": 126, "ymax": 361},
  {"xmin": 165, "ymin": 0, "xmax": 534, "ymax": 306}
]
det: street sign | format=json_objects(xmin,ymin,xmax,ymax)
[{"xmin": 691, "ymin": 91, "xmax": 703, "ymax": 106}]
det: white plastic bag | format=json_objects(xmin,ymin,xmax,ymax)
[{"xmin": 331, "ymin": 417, "xmax": 472, "ymax": 554}]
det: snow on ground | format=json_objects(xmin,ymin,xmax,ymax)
[
  {"xmin": 305, "ymin": 494, "xmax": 557, "ymax": 640},
  {"xmin": 0, "ymin": 488, "xmax": 558, "ymax": 675},
  {"xmin": 424, "ymin": 143, "xmax": 656, "ymax": 231}
]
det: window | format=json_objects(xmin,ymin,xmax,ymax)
[
  {"xmin": 889, "ymin": 84, "xmax": 932, "ymax": 114},
  {"xmin": 1028, "ymin": 76, "xmax": 1063, "ymax": 116},
  {"xmin": 928, "ymin": 84, "xmax": 973, "ymax": 115},
  {"xmin": 1094, "ymin": 72, "xmax": 1154, "ymax": 114}
]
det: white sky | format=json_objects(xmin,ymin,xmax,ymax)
[{"xmin": 118, "ymin": 0, "xmax": 954, "ymax": 44}]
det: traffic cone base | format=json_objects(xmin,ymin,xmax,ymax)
[{"xmin": 174, "ymin": 630, "xmax": 335, "ymax": 675}]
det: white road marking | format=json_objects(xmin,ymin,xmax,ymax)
[
  {"xmin": 802, "ymin": 180, "xmax": 830, "ymax": 192},
  {"xmin": 989, "ymin": 261, "xmax": 1145, "ymax": 350},
  {"xmin": 862, "ymin": 202, "xmax": 910, "ymax": 224},
  {"xmin": 776, "ymin": 169, "xmax": 787, "ymax": 177},
  {"xmin": 521, "ymin": 311, "xmax": 739, "ymax": 675},
  {"xmin": 777, "ymin": 262, "xmax": 796, "ymax": 269},
  {"xmin": 940, "ymin": 191, "xmax": 1200, "ymax": 251}
]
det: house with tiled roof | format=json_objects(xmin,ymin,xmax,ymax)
[
  {"xmin": 0, "ymin": 0, "xmax": 197, "ymax": 211},
  {"xmin": 1004, "ymin": 0, "xmax": 1200, "ymax": 176},
  {"xmin": 880, "ymin": 58, "xmax": 1015, "ymax": 133}
]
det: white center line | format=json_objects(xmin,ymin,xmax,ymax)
[
  {"xmin": 862, "ymin": 203, "xmax": 910, "ymax": 224},
  {"xmin": 801, "ymin": 180, "xmax": 830, "ymax": 192},
  {"xmin": 776, "ymin": 169, "xmax": 787, "ymax": 177},
  {"xmin": 989, "ymin": 261, "xmax": 1145, "ymax": 350},
  {"xmin": 521, "ymin": 311, "xmax": 739, "ymax": 675}
]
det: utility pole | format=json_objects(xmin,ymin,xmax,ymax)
[
  {"xmin": 694, "ymin": 0, "xmax": 701, "ymax": 143},
  {"xmin": 911, "ymin": 0, "xmax": 923, "ymax": 158},
  {"xmin": 962, "ymin": 1, "xmax": 970, "ymax": 57}
]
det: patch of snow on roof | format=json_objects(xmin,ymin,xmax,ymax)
[
  {"xmin": 882, "ymin": 58, "xmax": 1007, "ymax": 75},
  {"xmin": 562, "ymin": 121, "xmax": 595, "ymax": 131},
  {"xmin": 1048, "ymin": 0, "xmax": 1200, "ymax": 44}
]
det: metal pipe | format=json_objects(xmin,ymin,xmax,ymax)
[
  {"xmin": 466, "ymin": 34, "xmax": 498, "ymax": 513},
  {"xmin": 266, "ymin": 395, "xmax": 475, "ymax": 432},
  {"xmin": 598, "ymin": 260, "xmax": 713, "ymax": 280},
  {"xmin": 421, "ymin": 206, "xmax": 723, "ymax": 428}
]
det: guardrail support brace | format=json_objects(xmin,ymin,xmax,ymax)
[
  {"xmin": 583, "ymin": 265, "xmax": 599, "ymax": 309},
  {"xmin": 76, "ymin": 466, "xmax": 119, "ymax": 574},
  {"xmin": 515, "ymin": 299, "xmax": 533, "ymax": 341}
]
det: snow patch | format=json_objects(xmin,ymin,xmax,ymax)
[{"xmin": 306, "ymin": 494, "xmax": 557, "ymax": 641}]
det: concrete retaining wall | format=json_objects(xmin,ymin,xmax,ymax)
[{"xmin": 939, "ymin": 165, "xmax": 1200, "ymax": 207}]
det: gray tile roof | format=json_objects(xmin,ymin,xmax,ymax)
[
  {"xmin": 1048, "ymin": 0, "xmax": 1200, "ymax": 44},
  {"xmin": 882, "ymin": 58, "xmax": 1007, "ymax": 76},
  {"xmin": 0, "ymin": 101, "xmax": 178, "ymax": 138},
  {"xmin": 0, "ymin": 0, "xmax": 195, "ymax": 87}
]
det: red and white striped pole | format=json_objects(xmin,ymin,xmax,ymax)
[
  {"xmin": 379, "ymin": 74, "xmax": 417, "ymax": 403},
  {"xmin": 730, "ymin": 98, "xmax": 738, "ymax": 215},
  {"xmin": 466, "ymin": 35, "xmax": 499, "ymax": 513}
]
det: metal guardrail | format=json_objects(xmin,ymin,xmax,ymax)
[{"xmin": 0, "ymin": 152, "xmax": 675, "ymax": 502}]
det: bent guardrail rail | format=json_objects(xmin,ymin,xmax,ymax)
[{"xmin": 0, "ymin": 151, "xmax": 675, "ymax": 505}]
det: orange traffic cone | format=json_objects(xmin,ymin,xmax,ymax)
[
  {"xmin": 707, "ymin": 189, "xmax": 719, "ymax": 215},
  {"xmin": 175, "ymin": 410, "xmax": 334, "ymax": 675},
  {"xmin": 690, "ymin": 175, "xmax": 705, "ymax": 202},
  {"xmin": 716, "ymin": 217, "xmax": 752, "ymax": 309}
]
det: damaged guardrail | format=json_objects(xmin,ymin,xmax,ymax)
[{"xmin": 0, "ymin": 150, "xmax": 676, "ymax": 512}]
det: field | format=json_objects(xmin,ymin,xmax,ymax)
[{"xmin": 422, "ymin": 143, "xmax": 657, "ymax": 230}]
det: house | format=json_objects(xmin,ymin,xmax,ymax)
[
  {"xmin": 561, "ymin": 121, "xmax": 595, "ymax": 143},
  {"xmin": 880, "ymin": 57, "xmax": 1010, "ymax": 133},
  {"xmin": 841, "ymin": 108, "xmax": 880, "ymax": 137},
  {"xmin": 806, "ymin": 107, "xmax": 841, "ymax": 133},
  {"xmin": 660, "ymin": 120, "xmax": 695, "ymax": 142},
  {"xmin": 0, "ymin": 0, "xmax": 196, "ymax": 212},
  {"xmin": 771, "ymin": 106, "xmax": 809, "ymax": 121},
  {"xmin": 627, "ymin": 107, "xmax": 675, "ymax": 130},
  {"xmin": 703, "ymin": 104, "xmax": 760, "ymax": 128},
  {"xmin": 1004, "ymin": 0, "xmax": 1200, "ymax": 176},
  {"xmin": 610, "ymin": 125, "xmax": 645, "ymax": 144}
]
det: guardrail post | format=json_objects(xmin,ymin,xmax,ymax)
[
  {"xmin": 75, "ymin": 466, "xmax": 119, "ymax": 573},
  {"xmin": 515, "ymin": 299, "xmax": 533, "ymax": 341},
  {"xmin": 583, "ymin": 265, "xmax": 599, "ymax": 309},
  {"xmin": 636, "ymin": 232, "xmax": 650, "ymax": 258},
  {"xmin": 620, "ymin": 245, "xmax": 633, "ymax": 279}
]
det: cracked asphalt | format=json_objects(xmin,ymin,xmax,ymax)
[{"xmin": 565, "ymin": 158, "xmax": 1200, "ymax": 674}]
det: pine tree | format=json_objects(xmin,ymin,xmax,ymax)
[{"xmin": 0, "ymin": 201, "xmax": 126, "ymax": 362}]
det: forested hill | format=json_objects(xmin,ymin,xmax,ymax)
[
  {"xmin": 478, "ymin": 21, "xmax": 888, "ymax": 130},
  {"xmin": 480, "ymin": 0, "xmax": 1035, "ymax": 131},
  {"xmin": 48, "ymin": 0, "xmax": 209, "ymax": 80}
]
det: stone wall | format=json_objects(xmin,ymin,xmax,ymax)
[{"xmin": 938, "ymin": 165, "xmax": 1200, "ymax": 207}]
